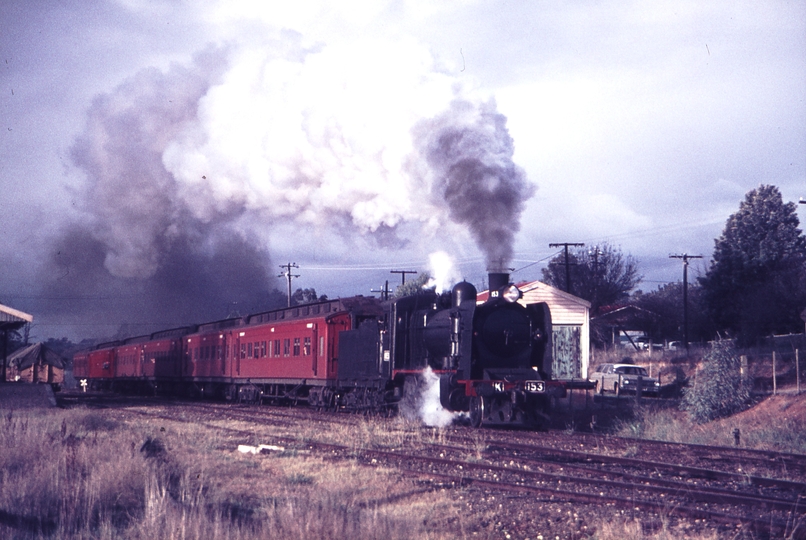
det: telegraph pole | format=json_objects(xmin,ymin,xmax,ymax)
[
  {"xmin": 549, "ymin": 243, "xmax": 584, "ymax": 294},
  {"xmin": 278, "ymin": 263, "xmax": 300, "ymax": 307},
  {"xmin": 371, "ymin": 280, "xmax": 392, "ymax": 301},
  {"xmin": 670, "ymin": 254, "xmax": 702, "ymax": 351},
  {"xmin": 391, "ymin": 269, "xmax": 417, "ymax": 285}
]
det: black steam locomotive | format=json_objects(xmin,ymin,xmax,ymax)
[{"xmin": 334, "ymin": 272, "xmax": 553, "ymax": 427}]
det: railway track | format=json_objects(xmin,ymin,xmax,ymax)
[{"xmin": 102, "ymin": 400, "xmax": 806, "ymax": 538}]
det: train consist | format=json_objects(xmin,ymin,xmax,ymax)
[{"xmin": 73, "ymin": 272, "xmax": 555, "ymax": 427}]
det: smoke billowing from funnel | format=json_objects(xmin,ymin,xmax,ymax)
[
  {"xmin": 45, "ymin": 32, "xmax": 535, "ymax": 338},
  {"xmin": 411, "ymin": 99, "xmax": 534, "ymax": 271}
]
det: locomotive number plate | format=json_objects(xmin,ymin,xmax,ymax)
[{"xmin": 525, "ymin": 381, "xmax": 545, "ymax": 393}]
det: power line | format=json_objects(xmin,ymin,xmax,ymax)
[
  {"xmin": 548, "ymin": 242, "xmax": 584, "ymax": 294},
  {"xmin": 669, "ymin": 254, "xmax": 703, "ymax": 352},
  {"xmin": 390, "ymin": 269, "xmax": 418, "ymax": 285},
  {"xmin": 370, "ymin": 280, "xmax": 392, "ymax": 301},
  {"xmin": 278, "ymin": 262, "xmax": 300, "ymax": 307}
]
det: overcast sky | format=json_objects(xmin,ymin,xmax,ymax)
[{"xmin": 2, "ymin": 1, "xmax": 805, "ymax": 340}]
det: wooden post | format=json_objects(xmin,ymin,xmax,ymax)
[{"xmin": 772, "ymin": 351, "xmax": 777, "ymax": 395}]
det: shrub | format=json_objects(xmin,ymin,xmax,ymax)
[{"xmin": 680, "ymin": 341, "xmax": 751, "ymax": 423}]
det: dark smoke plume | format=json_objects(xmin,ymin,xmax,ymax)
[
  {"xmin": 39, "ymin": 48, "xmax": 285, "ymax": 339},
  {"xmin": 411, "ymin": 99, "xmax": 534, "ymax": 270},
  {"xmin": 42, "ymin": 224, "xmax": 283, "ymax": 338}
]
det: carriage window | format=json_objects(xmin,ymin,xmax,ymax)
[
  {"xmin": 274, "ymin": 340, "xmax": 281, "ymax": 357},
  {"xmin": 247, "ymin": 343, "xmax": 253, "ymax": 358},
  {"xmin": 293, "ymin": 338, "xmax": 300, "ymax": 356},
  {"xmin": 261, "ymin": 341, "xmax": 267, "ymax": 358},
  {"xmin": 303, "ymin": 337, "xmax": 311, "ymax": 356},
  {"xmin": 283, "ymin": 339, "xmax": 290, "ymax": 357},
  {"xmin": 241, "ymin": 344, "xmax": 246, "ymax": 359}
]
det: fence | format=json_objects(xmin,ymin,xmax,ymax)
[{"xmin": 739, "ymin": 347, "xmax": 805, "ymax": 395}]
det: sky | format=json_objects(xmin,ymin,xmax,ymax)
[{"xmin": 1, "ymin": 0, "xmax": 805, "ymax": 341}]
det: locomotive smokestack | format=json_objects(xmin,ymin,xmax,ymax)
[{"xmin": 488, "ymin": 272, "xmax": 510, "ymax": 296}]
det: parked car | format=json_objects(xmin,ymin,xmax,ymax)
[
  {"xmin": 667, "ymin": 341, "xmax": 682, "ymax": 351},
  {"xmin": 588, "ymin": 363, "xmax": 660, "ymax": 396}
]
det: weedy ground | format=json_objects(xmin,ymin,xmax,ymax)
[
  {"xmin": 0, "ymin": 407, "xmax": 465, "ymax": 539},
  {"xmin": 2, "ymin": 365, "xmax": 805, "ymax": 539}
]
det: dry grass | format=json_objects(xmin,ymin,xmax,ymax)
[
  {"xmin": 0, "ymin": 407, "xmax": 466, "ymax": 539},
  {"xmin": 613, "ymin": 396, "xmax": 806, "ymax": 458},
  {"xmin": 3, "ymin": 388, "xmax": 803, "ymax": 539}
]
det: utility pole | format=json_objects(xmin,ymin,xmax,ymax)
[
  {"xmin": 549, "ymin": 242, "xmax": 584, "ymax": 294},
  {"xmin": 391, "ymin": 269, "xmax": 417, "ymax": 285},
  {"xmin": 278, "ymin": 263, "xmax": 300, "ymax": 307},
  {"xmin": 371, "ymin": 280, "xmax": 391, "ymax": 301},
  {"xmin": 670, "ymin": 254, "xmax": 702, "ymax": 352}
]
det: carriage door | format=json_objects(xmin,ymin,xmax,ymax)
[
  {"xmin": 236, "ymin": 332, "xmax": 244, "ymax": 376},
  {"xmin": 309, "ymin": 324, "xmax": 318, "ymax": 376},
  {"xmin": 220, "ymin": 335, "xmax": 226, "ymax": 375}
]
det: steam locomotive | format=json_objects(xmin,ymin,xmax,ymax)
[{"xmin": 73, "ymin": 272, "xmax": 554, "ymax": 427}]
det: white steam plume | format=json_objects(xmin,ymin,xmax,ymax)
[
  {"xmin": 418, "ymin": 367, "xmax": 459, "ymax": 428},
  {"xmin": 426, "ymin": 251, "xmax": 460, "ymax": 293},
  {"xmin": 72, "ymin": 32, "xmax": 535, "ymax": 282}
]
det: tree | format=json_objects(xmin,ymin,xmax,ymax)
[
  {"xmin": 699, "ymin": 185, "xmax": 806, "ymax": 344},
  {"xmin": 541, "ymin": 243, "xmax": 642, "ymax": 314},
  {"xmin": 681, "ymin": 341, "xmax": 751, "ymax": 423},
  {"xmin": 393, "ymin": 273, "xmax": 433, "ymax": 298},
  {"xmin": 632, "ymin": 282, "xmax": 715, "ymax": 344},
  {"xmin": 291, "ymin": 288, "xmax": 328, "ymax": 306}
]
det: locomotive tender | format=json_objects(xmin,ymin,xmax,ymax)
[{"xmin": 73, "ymin": 272, "xmax": 553, "ymax": 427}]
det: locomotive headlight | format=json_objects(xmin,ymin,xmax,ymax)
[{"xmin": 501, "ymin": 285, "xmax": 522, "ymax": 303}]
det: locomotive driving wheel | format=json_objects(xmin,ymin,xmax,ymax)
[{"xmin": 469, "ymin": 395, "xmax": 486, "ymax": 428}]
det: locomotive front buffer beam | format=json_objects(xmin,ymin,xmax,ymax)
[{"xmin": 464, "ymin": 380, "xmax": 552, "ymax": 428}]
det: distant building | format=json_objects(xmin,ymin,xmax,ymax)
[
  {"xmin": 591, "ymin": 305, "xmax": 660, "ymax": 351},
  {"xmin": 5, "ymin": 343, "xmax": 66, "ymax": 385},
  {"xmin": 479, "ymin": 280, "xmax": 591, "ymax": 379},
  {"xmin": 1, "ymin": 303, "xmax": 34, "ymax": 383}
]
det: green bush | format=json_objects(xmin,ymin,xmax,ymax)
[{"xmin": 680, "ymin": 341, "xmax": 751, "ymax": 423}]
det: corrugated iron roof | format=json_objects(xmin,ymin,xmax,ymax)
[{"xmin": 0, "ymin": 303, "xmax": 33, "ymax": 331}]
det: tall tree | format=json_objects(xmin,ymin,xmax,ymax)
[
  {"xmin": 541, "ymin": 242, "xmax": 641, "ymax": 314},
  {"xmin": 699, "ymin": 185, "xmax": 806, "ymax": 343}
]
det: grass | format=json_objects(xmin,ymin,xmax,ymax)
[
  {"xmin": 0, "ymin": 407, "xmax": 462, "ymax": 539},
  {"xmin": 611, "ymin": 394, "xmax": 806, "ymax": 455},
  {"xmin": 3, "ymin": 384, "xmax": 800, "ymax": 539}
]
